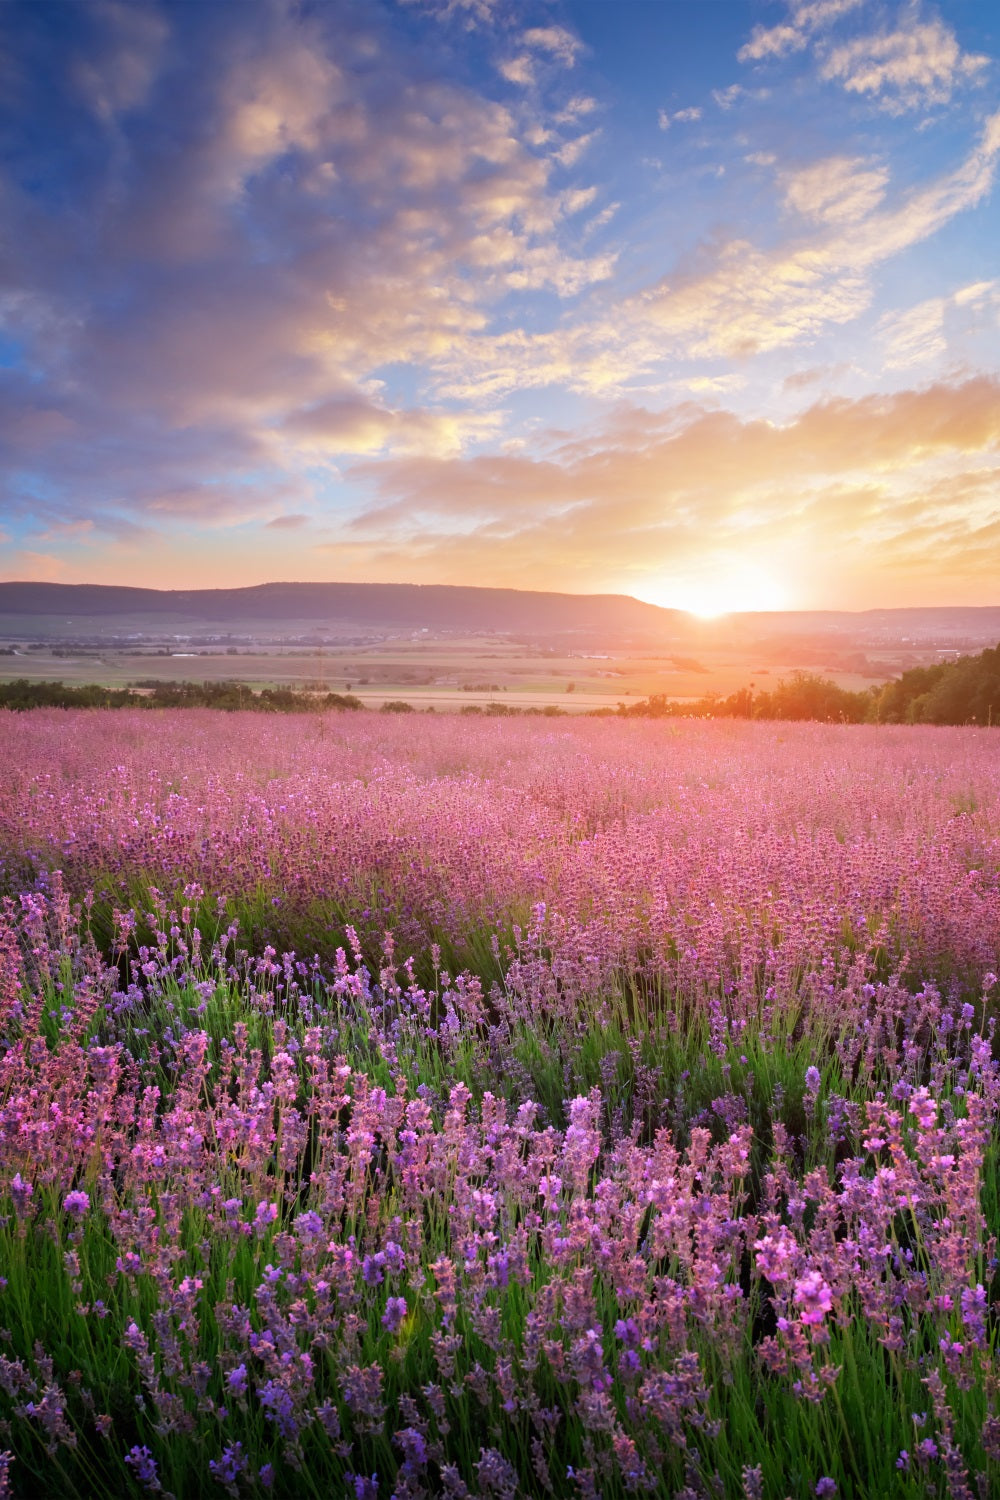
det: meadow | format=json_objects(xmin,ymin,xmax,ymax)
[{"xmin": 1, "ymin": 709, "xmax": 998, "ymax": 1499}]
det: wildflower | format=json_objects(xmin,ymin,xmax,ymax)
[
  {"xmin": 794, "ymin": 1270, "xmax": 833, "ymax": 1325},
  {"xmin": 258, "ymin": 1380, "xmax": 298, "ymax": 1440},
  {"xmin": 381, "ymin": 1296, "xmax": 408, "ymax": 1334},
  {"xmin": 475, "ymin": 1447, "xmax": 519, "ymax": 1497},
  {"xmin": 124, "ymin": 1445, "xmax": 160, "ymax": 1491},
  {"xmin": 209, "ymin": 1443, "xmax": 248, "ymax": 1486},
  {"xmin": 350, "ymin": 1477, "xmax": 379, "ymax": 1500},
  {"xmin": 909, "ymin": 1088, "xmax": 937, "ymax": 1131},
  {"xmin": 10, "ymin": 1174, "xmax": 33, "ymax": 1217},
  {"xmin": 226, "ymin": 1364, "xmax": 248, "ymax": 1395},
  {"xmin": 815, "ymin": 1481, "xmax": 837, "ymax": 1498},
  {"xmin": 62, "ymin": 1191, "xmax": 89, "ymax": 1217},
  {"xmin": 395, "ymin": 1428, "xmax": 427, "ymax": 1470},
  {"xmin": 614, "ymin": 1317, "xmax": 640, "ymax": 1347},
  {"xmin": 253, "ymin": 1200, "xmax": 278, "ymax": 1236},
  {"xmin": 294, "ymin": 1209, "xmax": 324, "ymax": 1240}
]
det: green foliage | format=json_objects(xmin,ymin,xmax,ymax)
[
  {"xmin": 619, "ymin": 672, "xmax": 874, "ymax": 724},
  {"xmin": 875, "ymin": 645, "xmax": 1000, "ymax": 726},
  {"xmin": 0, "ymin": 680, "xmax": 365, "ymax": 713},
  {"xmin": 622, "ymin": 646, "xmax": 1000, "ymax": 727}
]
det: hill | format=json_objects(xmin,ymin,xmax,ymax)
[{"xmin": 0, "ymin": 580, "xmax": 683, "ymax": 643}]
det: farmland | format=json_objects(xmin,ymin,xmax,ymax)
[{"xmin": 1, "ymin": 709, "xmax": 999, "ymax": 1498}]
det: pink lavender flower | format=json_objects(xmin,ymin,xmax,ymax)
[
  {"xmin": 62, "ymin": 1190, "xmax": 89, "ymax": 1217},
  {"xmin": 794, "ymin": 1270, "xmax": 833, "ymax": 1325}
]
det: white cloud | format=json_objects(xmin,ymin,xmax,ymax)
[
  {"xmin": 781, "ymin": 155, "xmax": 889, "ymax": 223},
  {"xmin": 658, "ymin": 105, "xmax": 703, "ymax": 129},
  {"xmin": 398, "ymin": 0, "xmax": 500, "ymax": 28},
  {"xmin": 878, "ymin": 280, "xmax": 1000, "ymax": 368},
  {"xmin": 738, "ymin": 0, "xmax": 863, "ymax": 65},
  {"xmin": 712, "ymin": 84, "xmax": 770, "ymax": 110},
  {"xmin": 633, "ymin": 109, "xmax": 1000, "ymax": 360},
  {"xmin": 741, "ymin": 0, "xmax": 990, "ymax": 115},
  {"xmin": 739, "ymin": 25, "xmax": 807, "ymax": 64},
  {"xmin": 498, "ymin": 55, "xmax": 534, "ymax": 86},
  {"xmin": 522, "ymin": 26, "xmax": 582, "ymax": 67},
  {"xmin": 558, "ymin": 95, "xmax": 598, "ymax": 120},
  {"xmin": 552, "ymin": 131, "xmax": 598, "ymax": 168},
  {"xmin": 821, "ymin": 13, "xmax": 990, "ymax": 114}
]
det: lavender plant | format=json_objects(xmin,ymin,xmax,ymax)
[{"xmin": 0, "ymin": 711, "xmax": 997, "ymax": 1497}]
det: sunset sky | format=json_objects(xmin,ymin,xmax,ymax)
[{"xmin": 1, "ymin": 0, "xmax": 999, "ymax": 614}]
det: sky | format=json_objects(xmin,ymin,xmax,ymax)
[{"xmin": 1, "ymin": 0, "xmax": 999, "ymax": 615}]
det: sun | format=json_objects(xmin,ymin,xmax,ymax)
[{"xmin": 641, "ymin": 562, "xmax": 790, "ymax": 618}]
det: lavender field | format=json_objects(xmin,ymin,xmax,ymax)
[{"xmin": 1, "ymin": 710, "xmax": 999, "ymax": 1499}]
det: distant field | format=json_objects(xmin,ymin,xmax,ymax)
[{"xmin": 0, "ymin": 634, "xmax": 891, "ymax": 710}]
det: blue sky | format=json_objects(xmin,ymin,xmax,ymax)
[{"xmin": 1, "ymin": 0, "xmax": 998, "ymax": 612}]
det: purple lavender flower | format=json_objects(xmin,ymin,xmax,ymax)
[
  {"xmin": 381, "ymin": 1296, "xmax": 408, "ymax": 1334},
  {"xmin": 209, "ymin": 1442, "xmax": 247, "ymax": 1486},
  {"xmin": 10, "ymin": 1174, "xmax": 33, "ymax": 1216},
  {"xmin": 124, "ymin": 1445, "xmax": 160, "ymax": 1491}
]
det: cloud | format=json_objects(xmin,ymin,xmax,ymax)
[
  {"xmin": 282, "ymin": 395, "xmax": 501, "ymax": 457},
  {"xmin": 6, "ymin": 551, "xmax": 67, "ymax": 581},
  {"xmin": 337, "ymin": 377, "xmax": 1000, "ymax": 603},
  {"xmin": 738, "ymin": 0, "xmax": 863, "ymax": 66},
  {"xmin": 741, "ymin": 0, "xmax": 989, "ymax": 116},
  {"xmin": 522, "ymin": 27, "xmax": 582, "ymax": 67},
  {"xmin": 633, "ymin": 109, "xmax": 1000, "ymax": 359},
  {"xmin": 552, "ymin": 131, "xmax": 598, "ymax": 168},
  {"xmin": 877, "ymin": 280, "xmax": 1000, "ymax": 369},
  {"xmin": 820, "ymin": 12, "xmax": 990, "ymax": 114},
  {"xmin": 658, "ymin": 106, "xmax": 702, "ymax": 130},
  {"xmin": 71, "ymin": 0, "xmax": 169, "ymax": 122},
  {"xmin": 556, "ymin": 95, "xmax": 598, "ymax": 122},
  {"xmin": 781, "ymin": 156, "xmax": 889, "ymax": 223},
  {"xmin": 146, "ymin": 481, "xmax": 308, "ymax": 526},
  {"xmin": 398, "ymin": 0, "xmax": 500, "ymax": 27},
  {"xmin": 0, "ymin": 0, "xmax": 613, "ymax": 534},
  {"xmin": 498, "ymin": 55, "xmax": 534, "ymax": 87},
  {"xmin": 266, "ymin": 513, "xmax": 310, "ymax": 530},
  {"xmin": 360, "ymin": 100, "xmax": 1000, "ymax": 408},
  {"xmin": 739, "ymin": 25, "xmax": 807, "ymax": 64}
]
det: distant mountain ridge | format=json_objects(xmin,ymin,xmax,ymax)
[
  {"xmin": 0, "ymin": 581, "xmax": 998, "ymax": 646},
  {"xmin": 0, "ymin": 580, "xmax": 679, "ymax": 636}
]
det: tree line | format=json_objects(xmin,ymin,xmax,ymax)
[
  {"xmin": 618, "ymin": 643, "xmax": 1000, "ymax": 726},
  {"xmin": 0, "ymin": 680, "xmax": 364, "ymax": 712}
]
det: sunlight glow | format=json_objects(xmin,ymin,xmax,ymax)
[{"xmin": 641, "ymin": 562, "xmax": 790, "ymax": 618}]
